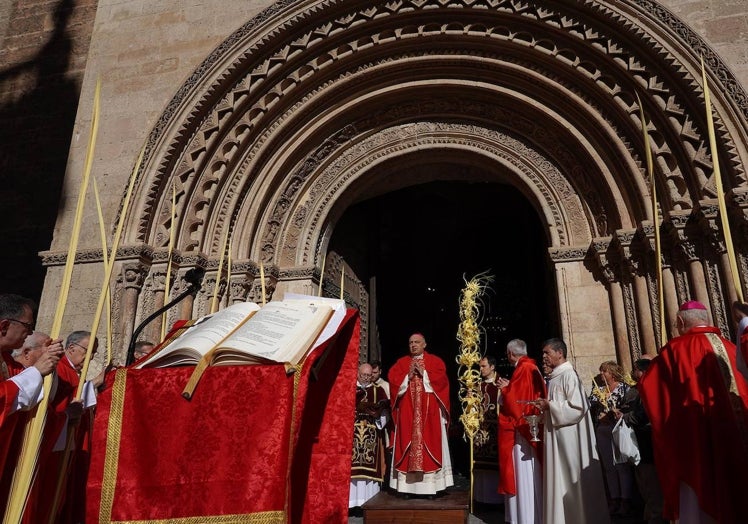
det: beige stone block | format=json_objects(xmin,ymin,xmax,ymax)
[
  {"xmin": 704, "ymin": 15, "xmax": 748, "ymax": 44},
  {"xmin": 566, "ymin": 309, "xmax": 612, "ymax": 332},
  {"xmin": 568, "ymin": 330, "xmax": 616, "ymax": 359}
]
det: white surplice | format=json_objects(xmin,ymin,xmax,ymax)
[
  {"xmin": 542, "ymin": 361, "xmax": 609, "ymax": 524},
  {"xmin": 504, "ymin": 432, "xmax": 541, "ymax": 524}
]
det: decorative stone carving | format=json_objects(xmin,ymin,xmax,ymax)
[{"xmin": 59, "ymin": 0, "xmax": 748, "ymax": 362}]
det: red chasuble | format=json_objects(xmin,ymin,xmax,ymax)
[
  {"xmin": 497, "ymin": 356, "xmax": 546, "ymax": 496},
  {"xmin": 388, "ymin": 352, "xmax": 450, "ymax": 474},
  {"xmin": 0, "ymin": 352, "xmax": 28, "ymax": 512},
  {"xmin": 639, "ymin": 326, "xmax": 748, "ymax": 522}
]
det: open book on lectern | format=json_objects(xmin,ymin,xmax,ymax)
[{"xmin": 136, "ymin": 295, "xmax": 347, "ymax": 369}]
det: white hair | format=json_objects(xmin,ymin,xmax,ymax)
[
  {"xmin": 507, "ymin": 338, "xmax": 528, "ymax": 356},
  {"xmin": 12, "ymin": 332, "xmax": 48, "ymax": 358},
  {"xmin": 678, "ymin": 308, "xmax": 709, "ymax": 328}
]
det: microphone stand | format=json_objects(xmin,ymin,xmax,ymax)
[{"xmin": 126, "ymin": 267, "xmax": 205, "ymax": 365}]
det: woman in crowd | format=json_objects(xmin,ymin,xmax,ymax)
[{"xmin": 588, "ymin": 360, "xmax": 635, "ymax": 517}]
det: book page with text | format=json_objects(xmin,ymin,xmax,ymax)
[
  {"xmin": 221, "ymin": 300, "xmax": 332, "ymax": 363},
  {"xmin": 137, "ymin": 301, "xmax": 261, "ymax": 368},
  {"xmin": 282, "ymin": 293, "xmax": 347, "ymax": 349}
]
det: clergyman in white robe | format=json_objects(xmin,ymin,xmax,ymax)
[{"xmin": 542, "ymin": 360, "xmax": 609, "ymax": 524}]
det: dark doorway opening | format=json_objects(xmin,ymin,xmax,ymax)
[
  {"xmin": 330, "ymin": 179, "xmax": 557, "ymax": 369},
  {"xmin": 328, "ymin": 179, "xmax": 557, "ymax": 473}
]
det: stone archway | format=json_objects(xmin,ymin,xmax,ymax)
[{"xmin": 84, "ymin": 0, "xmax": 748, "ymax": 374}]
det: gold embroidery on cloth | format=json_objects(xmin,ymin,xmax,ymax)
[
  {"xmin": 100, "ymin": 370, "xmax": 128, "ymax": 523},
  {"xmin": 284, "ymin": 362, "xmax": 303, "ymax": 516},
  {"xmin": 113, "ymin": 511, "xmax": 285, "ymax": 523},
  {"xmin": 409, "ymin": 373, "xmax": 424, "ymax": 471},
  {"xmin": 705, "ymin": 333, "xmax": 748, "ymax": 453}
]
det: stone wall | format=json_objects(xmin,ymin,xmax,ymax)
[
  {"xmin": 662, "ymin": 0, "xmax": 748, "ymax": 86},
  {"xmin": 0, "ymin": 0, "xmax": 97, "ymax": 299},
  {"xmin": 26, "ymin": 0, "xmax": 748, "ymax": 373},
  {"xmin": 39, "ymin": 0, "xmax": 273, "ymax": 334}
]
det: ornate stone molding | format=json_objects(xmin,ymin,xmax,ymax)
[
  {"xmin": 277, "ymin": 121, "xmax": 592, "ymax": 267},
  {"xmin": 548, "ymin": 246, "xmax": 589, "ymax": 263},
  {"xmin": 117, "ymin": 0, "xmax": 748, "ymax": 268}
]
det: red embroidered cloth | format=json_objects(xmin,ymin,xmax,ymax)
[{"xmin": 86, "ymin": 310, "xmax": 360, "ymax": 523}]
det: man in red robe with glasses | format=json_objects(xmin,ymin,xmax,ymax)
[
  {"xmin": 639, "ymin": 300, "xmax": 748, "ymax": 523},
  {"xmin": 388, "ymin": 332, "xmax": 453, "ymax": 496},
  {"xmin": 0, "ymin": 294, "xmax": 63, "ymax": 511}
]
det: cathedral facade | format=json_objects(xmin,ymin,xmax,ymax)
[{"xmin": 11, "ymin": 0, "xmax": 748, "ymax": 379}]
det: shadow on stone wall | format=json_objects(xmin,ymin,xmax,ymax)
[{"xmin": 0, "ymin": 0, "xmax": 86, "ymax": 301}]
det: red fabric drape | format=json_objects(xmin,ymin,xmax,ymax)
[
  {"xmin": 289, "ymin": 311, "xmax": 359, "ymax": 523},
  {"xmin": 87, "ymin": 310, "xmax": 359, "ymax": 523},
  {"xmin": 639, "ymin": 326, "xmax": 748, "ymax": 522}
]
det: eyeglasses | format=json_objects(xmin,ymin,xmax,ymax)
[
  {"xmin": 70, "ymin": 341, "xmax": 96, "ymax": 354},
  {"xmin": 4, "ymin": 318, "xmax": 35, "ymax": 333}
]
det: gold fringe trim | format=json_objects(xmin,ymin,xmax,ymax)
[
  {"xmin": 100, "ymin": 369, "xmax": 128, "ymax": 522},
  {"xmin": 284, "ymin": 363, "xmax": 303, "ymax": 515},
  {"xmin": 111, "ymin": 510, "xmax": 285, "ymax": 524}
]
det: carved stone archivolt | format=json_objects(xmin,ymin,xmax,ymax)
[{"xmin": 52, "ymin": 0, "xmax": 748, "ymax": 360}]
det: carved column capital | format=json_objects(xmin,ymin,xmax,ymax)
[
  {"xmin": 122, "ymin": 262, "xmax": 149, "ymax": 291},
  {"xmin": 228, "ymin": 276, "xmax": 251, "ymax": 303}
]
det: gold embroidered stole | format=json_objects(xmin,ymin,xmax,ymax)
[
  {"xmin": 705, "ymin": 332, "xmax": 748, "ymax": 454},
  {"xmin": 409, "ymin": 373, "xmax": 424, "ymax": 471}
]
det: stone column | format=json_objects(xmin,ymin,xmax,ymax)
[
  {"xmin": 719, "ymin": 250, "xmax": 739, "ymax": 309},
  {"xmin": 682, "ymin": 241, "xmax": 711, "ymax": 309},
  {"xmin": 661, "ymin": 264, "xmax": 678, "ymax": 342},
  {"xmin": 609, "ymin": 278, "xmax": 629, "ymax": 366},
  {"xmin": 147, "ymin": 269, "xmax": 167, "ymax": 344},
  {"xmin": 178, "ymin": 269, "xmax": 196, "ymax": 320},
  {"xmin": 631, "ymin": 264, "xmax": 656, "ymax": 357},
  {"xmin": 120, "ymin": 262, "xmax": 149, "ymax": 353}
]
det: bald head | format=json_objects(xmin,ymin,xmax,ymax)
[
  {"xmin": 358, "ymin": 363, "xmax": 373, "ymax": 385},
  {"xmin": 408, "ymin": 333, "xmax": 427, "ymax": 357}
]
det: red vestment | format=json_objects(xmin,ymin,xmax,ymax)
[
  {"xmin": 25, "ymin": 357, "xmax": 91, "ymax": 524},
  {"xmin": 0, "ymin": 352, "xmax": 28, "ymax": 512},
  {"xmin": 497, "ymin": 356, "xmax": 546, "ymax": 495},
  {"xmin": 639, "ymin": 326, "xmax": 748, "ymax": 522},
  {"xmin": 388, "ymin": 352, "xmax": 450, "ymax": 474}
]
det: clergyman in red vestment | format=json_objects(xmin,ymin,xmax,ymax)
[
  {"xmin": 0, "ymin": 294, "xmax": 63, "ymax": 512},
  {"xmin": 26, "ymin": 331, "xmax": 99, "ymax": 524},
  {"xmin": 639, "ymin": 300, "xmax": 748, "ymax": 523},
  {"xmin": 388, "ymin": 333, "xmax": 453, "ymax": 495},
  {"xmin": 497, "ymin": 338, "xmax": 546, "ymax": 524}
]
